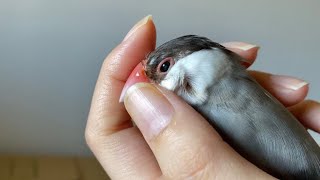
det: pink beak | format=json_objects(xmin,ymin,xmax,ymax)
[{"xmin": 119, "ymin": 62, "xmax": 150, "ymax": 102}]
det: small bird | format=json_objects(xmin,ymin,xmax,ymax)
[{"xmin": 143, "ymin": 35, "xmax": 320, "ymax": 179}]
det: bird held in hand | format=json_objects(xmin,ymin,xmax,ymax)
[{"xmin": 143, "ymin": 35, "xmax": 320, "ymax": 179}]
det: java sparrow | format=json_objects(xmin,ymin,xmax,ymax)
[{"xmin": 135, "ymin": 35, "xmax": 319, "ymax": 179}]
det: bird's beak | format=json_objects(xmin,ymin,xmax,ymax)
[{"xmin": 119, "ymin": 62, "xmax": 150, "ymax": 102}]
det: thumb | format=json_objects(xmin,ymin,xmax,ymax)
[
  {"xmin": 123, "ymin": 83, "xmax": 274, "ymax": 179},
  {"xmin": 124, "ymin": 83, "xmax": 174, "ymax": 140}
]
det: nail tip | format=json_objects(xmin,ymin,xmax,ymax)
[
  {"xmin": 222, "ymin": 42, "xmax": 259, "ymax": 51},
  {"xmin": 275, "ymin": 75, "xmax": 309, "ymax": 91},
  {"xmin": 119, "ymin": 85, "xmax": 127, "ymax": 103},
  {"xmin": 123, "ymin": 15, "xmax": 153, "ymax": 42},
  {"xmin": 292, "ymin": 81, "xmax": 309, "ymax": 90},
  {"xmin": 140, "ymin": 14, "xmax": 153, "ymax": 25},
  {"xmin": 146, "ymin": 14, "xmax": 153, "ymax": 21},
  {"xmin": 239, "ymin": 44, "xmax": 259, "ymax": 51},
  {"xmin": 119, "ymin": 95, "xmax": 125, "ymax": 103}
]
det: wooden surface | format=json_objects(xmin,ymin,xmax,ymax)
[{"xmin": 0, "ymin": 155, "xmax": 110, "ymax": 180}]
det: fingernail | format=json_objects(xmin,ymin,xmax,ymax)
[
  {"xmin": 123, "ymin": 15, "xmax": 152, "ymax": 42},
  {"xmin": 124, "ymin": 83, "xmax": 173, "ymax": 140},
  {"xmin": 269, "ymin": 75, "xmax": 308, "ymax": 91},
  {"xmin": 223, "ymin": 42, "xmax": 259, "ymax": 51}
]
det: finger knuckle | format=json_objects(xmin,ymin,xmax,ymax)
[
  {"xmin": 84, "ymin": 126, "xmax": 99, "ymax": 148},
  {"xmin": 163, "ymin": 146, "xmax": 217, "ymax": 180}
]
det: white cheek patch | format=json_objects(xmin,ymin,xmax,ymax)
[
  {"xmin": 160, "ymin": 49, "xmax": 231, "ymax": 105},
  {"xmin": 160, "ymin": 77, "xmax": 177, "ymax": 91},
  {"xmin": 160, "ymin": 67, "xmax": 185, "ymax": 91}
]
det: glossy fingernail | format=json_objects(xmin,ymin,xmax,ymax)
[
  {"xmin": 124, "ymin": 83, "xmax": 173, "ymax": 140},
  {"xmin": 222, "ymin": 42, "xmax": 259, "ymax": 51},
  {"xmin": 269, "ymin": 75, "xmax": 308, "ymax": 91},
  {"xmin": 123, "ymin": 15, "xmax": 152, "ymax": 42}
]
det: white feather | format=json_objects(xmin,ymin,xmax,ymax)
[{"xmin": 160, "ymin": 49, "xmax": 231, "ymax": 105}]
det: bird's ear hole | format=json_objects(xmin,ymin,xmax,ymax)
[{"xmin": 182, "ymin": 77, "xmax": 193, "ymax": 92}]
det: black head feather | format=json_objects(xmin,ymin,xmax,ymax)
[{"xmin": 145, "ymin": 35, "xmax": 227, "ymax": 83}]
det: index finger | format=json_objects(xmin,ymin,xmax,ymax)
[
  {"xmin": 222, "ymin": 41, "xmax": 259, "ymax": 68},
  {"xmin": 85, "ymin": 16, "xmax": 161, "ymax": 179}
]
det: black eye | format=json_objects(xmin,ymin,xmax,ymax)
[
  {"xmin": 157, "ymin": 57, "xmax": 174, "ymax": 74},
  {"xmin": 160, "ymin": 61, "xmax": 170, "ymax": 72}
]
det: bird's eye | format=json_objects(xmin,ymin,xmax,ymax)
[
  {"xmin": 157, "ymin": 57, "xmax": 174, "ymax": 73},
  {"xmin": 160, "ymin": 61, "xmax": 170, "ymax": 72}
]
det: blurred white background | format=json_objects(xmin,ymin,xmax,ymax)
[{"xmin": 0, "ymin": 0, "xmax": 319, "ymax": 155}]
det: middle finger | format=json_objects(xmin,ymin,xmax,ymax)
[{"xmin": 249, "ymin": 70, "xmax": 308, "ymax": 107}]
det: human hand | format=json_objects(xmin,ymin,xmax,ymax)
[{"xmin": 85, "ymin": 16, "xmax": 320, "ymax": 179}]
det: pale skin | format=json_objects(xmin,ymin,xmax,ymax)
[{"xmin": 85, "ymin": 16, "xmax": 320, "ymax": 179}]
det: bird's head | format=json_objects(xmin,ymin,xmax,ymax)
[
  {"xmin": 143, "ymin": 35, "xmax": 232, "ymax": 105},
  {"xmin": 120, "ymin": 35, "xmax": 247, "ymax": 105}
]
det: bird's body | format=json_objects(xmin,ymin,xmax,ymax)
[
  {"xmin": 144, "ymin": 35, "xmax": 320, "ymax": 179},
  {"xmin": 197, "ymin": 55, "xmax": 320, "ymax": 179}
]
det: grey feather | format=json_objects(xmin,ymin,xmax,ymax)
[{"xmin": 145, "ymin": 35, "xmax": 320, "ymax": 179}]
